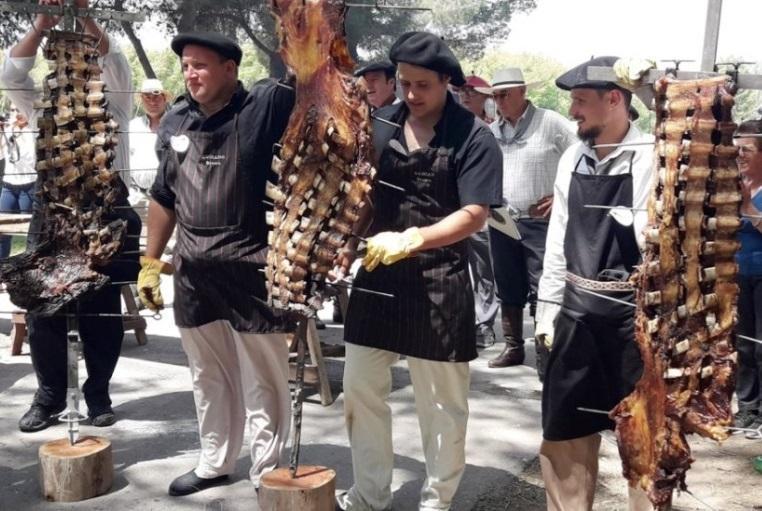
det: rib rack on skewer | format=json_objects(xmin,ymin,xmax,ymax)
[
  {"xmin": 612, "ymin": 75, "xmax": 739, "ymax": 508},
  {"xmin": 0, "ymin": 31, "xmax": 126, "ymax": 315},
  {"xmin": 267, "ymin": 0, "xmax": 374, "ymax": 313}
]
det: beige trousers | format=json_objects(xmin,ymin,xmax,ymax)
[
  {"xmin": 340, "ymin": 342, "xmax": 470, "ymax": 511},
  {"xmin": 540, "ymin": 434, "xmax": 654, "ymax": 511},
  {"xmin": 179, "ymin": 320, "xmax": 291, "ymax": 486}
]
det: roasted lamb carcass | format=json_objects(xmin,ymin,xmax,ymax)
[
  {"xmin": 0, "ymin": 31, "xmax": 126, "ymax": 315},
  {"xmin": 267, "ymin": 0, "xmax": 374, "ymax": 312},
  {"xmin": 612, "ymin": 75, "xmax": 739, "ymax": 508}
]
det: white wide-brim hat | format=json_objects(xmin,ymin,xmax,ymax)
[{"xmin": 474, "ymin": 68, "xmax": 542, "ymax": 94}]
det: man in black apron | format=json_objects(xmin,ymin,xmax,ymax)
[
  {"xmin": 534, "ymin": 57, "xmax": 654, "ymax": 510},
  {"xmin": 138, "ymin": 33, "xmax": 295, "ymax": 497},
  {"xmin": 336, "ymin": 32, "xmax": 502, "ymax": 511}
]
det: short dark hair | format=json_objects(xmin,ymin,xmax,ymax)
[
  {"xmin": 737, "ymin": 119, "xmax": 762, "ymax": 149},
  {"xmin": 595, "ymin": 87, "xmax": 632, "ymax": 110}
]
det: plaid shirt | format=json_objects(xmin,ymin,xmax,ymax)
[{"xmin": 489, "ymin": 103, "xmax": 576, "ymax": 214}]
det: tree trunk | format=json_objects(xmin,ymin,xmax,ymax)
[
  {"xmin": 121, "ymin": 22, "xmax": 156, "ymax": 79},
  {"xmin": 38, "ymin": 436, "xmax": 113, "ymax": 502},
  {"xmin": 258, "ymin": 466, "xmax": 336, "ymax": 511}
]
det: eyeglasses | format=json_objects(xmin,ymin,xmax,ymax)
[
  {"xmin": 458, "ymin": 88, "xmax": 482, "ymax": 98},
  {"xmin": 493, "ymin": 91, "xmax": 511, "ymax": 100}
]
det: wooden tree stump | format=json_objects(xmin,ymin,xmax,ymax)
[
  {"xmin": 38, "ymin": 436, "xmax": 113, "ymax": 502},
  {"xmin": 259, "ymin": 465, "xmax": 336, "ymax": 511}
]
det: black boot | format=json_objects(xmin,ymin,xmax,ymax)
[
  {"xmin": 168, "ymin": 470, "xmax": 229, "ymax": 496},
  {"xmin": 488, "ymin": 306, "xmax": 525, "ymax": 368}
]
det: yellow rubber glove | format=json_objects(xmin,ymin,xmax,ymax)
[
  {"xmin": 137, "ymin": 256, "xmax": 174, "ymax": 311},
  {"xmin": 362, "ymin": 227, "xmax": 424, "ymax": 272}
]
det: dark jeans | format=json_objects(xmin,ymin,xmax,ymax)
[
  {"xmin": 737, "ymin": 274, "xmax": 762, "ymax": 413},
  {"xmin": 488, "ymin": 219, "xmax": 548, "ymax": 312},
  {"xmin": 28, "ymin": 285, "xmax": 124, "ymax": 416},
  {"xmin": 0, "ymin": 181, "xmax": 35, "ymax": 258}
]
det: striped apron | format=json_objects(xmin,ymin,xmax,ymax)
[
  {"xmin": 345, "ymin": 138, "xmax": 476, "ymax": 362},
  {"xmin": 170, "ymin": 114, "xmax": 286, "ymax": 333}
]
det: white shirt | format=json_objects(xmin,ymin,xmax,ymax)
[
  {"xmin": 3, "ymin": 125, "xmax": 36, "ymax": 185},
  {"xmin": 0, "ymin": 34, "xmax": 133, "ymax": 187},
  {"xmin": 535, "ymin": 123, "xmax": 655, "ymax": 332},
  {"xmin": 128, "ymin": 115, "xmax": 159, "ymax": 191},
  {"xmin": 490, "ymin": 103, "xmax": 576, "ymax": 214}
]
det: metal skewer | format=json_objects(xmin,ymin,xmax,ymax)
[
  {"xmin": 591, "ymin": 141, "xmax": 656, "ymax": 149},
  {"xmin": 584, "ymin": 203, "xmax": 762, "ymax": 220}
]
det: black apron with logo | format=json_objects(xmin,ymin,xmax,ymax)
[
  {"xmin": 344, "ymin": 137, "xmax": 476, "ymax": 362},
  {"xmin": 171, "ymin": 114, "xmax": 285, "ymax": 333},
  {"xmin": 542, "ymin": 153, "xmax": 644, "ymax": 441}
]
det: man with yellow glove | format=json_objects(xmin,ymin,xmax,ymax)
[
  {"xmin": 140, "ymin": 32, "xmax": 295, "ymax": 498},
  {"xmin": 336, "ymin": 32, "xmax": 503, "ymax": 511},
  {"xmin": 137, "ymin": 256, "xmax": 174, "ymax": 311}
]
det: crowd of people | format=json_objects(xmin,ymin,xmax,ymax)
[{"xmin": 1, "ymin": 1, "xmax": 762, "ymax": 510}]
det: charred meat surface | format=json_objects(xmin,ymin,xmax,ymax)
[
  {"xmin": 613, "ymin": 75, "xmax": 739, "ymax": 508},
  {"xmin": 0, "ymin": 31, "xmax": 126, "ymax": 314},
  {"xmin": 267, "ymin": 0, "xmax": 374, "ymax": 313}
]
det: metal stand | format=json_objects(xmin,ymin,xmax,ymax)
[
  {"xmin": 58, "ymin": 308, "xmax": 86, "ymax": 445},
  {"xmin": 289, "ymin": 316, "xmax": 308, "ymax": 477}
]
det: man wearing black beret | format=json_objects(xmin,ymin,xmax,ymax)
[
  {"xmin": 535, "ymin": 56, "xmax": 653, "ymax": 510},
  {"xmin": 138, "ymin": 32, "xmax": 296, "ymax": 497},
  {"xmin": 354, "ymin": 60, "xmax": 397, "ymax": 110},
  {"xmin": 336, "ymin": 31, "xmax": 503, "ymax": 510}
]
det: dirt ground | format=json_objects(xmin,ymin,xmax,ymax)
[{"xmin": 472, "ymin": 430, "xmax": 762, "ymax": 511}]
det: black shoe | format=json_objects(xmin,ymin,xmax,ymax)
[
  {"xmin": 745, "ymin": 416, "xmax": 762, "ymax": 440},
  {"xmin": 18, "ymin": 403, "xmax": 64, "ymax": 433},
  {"xmin": 314, "ymin": 317, "xmax": 326, "ymax": 330},
  {"xmin": 735, "ymin": 409, "xmax": 758, "ymax": 429},
  {"xmin": 90, "ymin": 410, "xmax": 117, "ymax": 427},
  {"xmin": 168, "ymin": 469, "xmax": 229, "ymax": 497}
]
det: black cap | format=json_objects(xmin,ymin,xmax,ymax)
[
  {"xmin": 171, "ymin": 32, "xmax": 242, "ymax": 66},
  {"xmin": 556, "ymin": 56, "xmax": 628, "ymax": 92},
  {"xmin": 354, "ymin": 60, "xmax": 396, "ymax": 78},
  {"xmin": 389, "ymin": 31, "xmax": 465, "ymax": 87}
]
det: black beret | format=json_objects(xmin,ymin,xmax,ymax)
[
  {"xmin": 556, "ymin": 56, "xmax": 628, "ymax": 92},
  {"xmin": 171, "ymin": 32, "xmax": 242, "ymax": 66},
  {"xmin": 389, "ymin": 31, "xmax": 465, "ymax": 87},
  {"xmin": 354, "ymin": 60, "xmax": 396, "ymax": 78}
]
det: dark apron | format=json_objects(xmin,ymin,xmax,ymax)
[
  {"xmin": 542, "ymin": 153, "xmax": 644, "ymax": 441},
  {"xmin": 345, "ymin": 138, "xmax": 476, "ymax": 362},
  {"xmin": 171, "ymin": 114, "xmax": 285, "ymax": 333}
]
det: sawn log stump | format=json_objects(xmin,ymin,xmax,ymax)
[
  {"xmin": 259, "ymin": 465, "xmax": 336, "ymax": 511},
  {"xmin": 38, "ymin": 436, "xmax": 113, "ymax": 502}
]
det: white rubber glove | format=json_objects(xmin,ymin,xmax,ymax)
[
  {"xmin": 613, "ymin": 58, "xmax": 656, "ymax": 90},
  {"xmin": 535, "ymin": 301, "xmax": 561, "ymax": 350}
]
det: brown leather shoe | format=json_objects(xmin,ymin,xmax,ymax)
[{"xmin": 488, "ymin": 344, "xmax": 525, "ymax": 368}]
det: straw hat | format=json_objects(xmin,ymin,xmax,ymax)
[{"xmin": 474, "ymin": 68, "xmax": 541, "ymax": 94}]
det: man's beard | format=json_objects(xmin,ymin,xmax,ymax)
[{"xmin": 577, "ymin": 123, "xmax": 603, "ymax": 144}]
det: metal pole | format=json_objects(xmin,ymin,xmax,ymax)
[
  {"xmin": 60, "ymin": 310, "xmax": 85, "ymax": 445},
  {"xmin": 289, "ymin": 316, "xmax": 308, "ymax": 477},
  {"xmin": 701, "ymin": 0, "xmax": 723, "ymax": 72}
]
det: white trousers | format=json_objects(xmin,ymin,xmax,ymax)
[
  {"xmin": 341, "ymin": 342, "xmax": 470, "ymax": 511},
  {"xmin": 540, "ymin": 434, "xmax": 654, "ymax": 511},
  {"xmin": 179, "ymin": 320, "xmax": 291, "ymax": 486}
]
